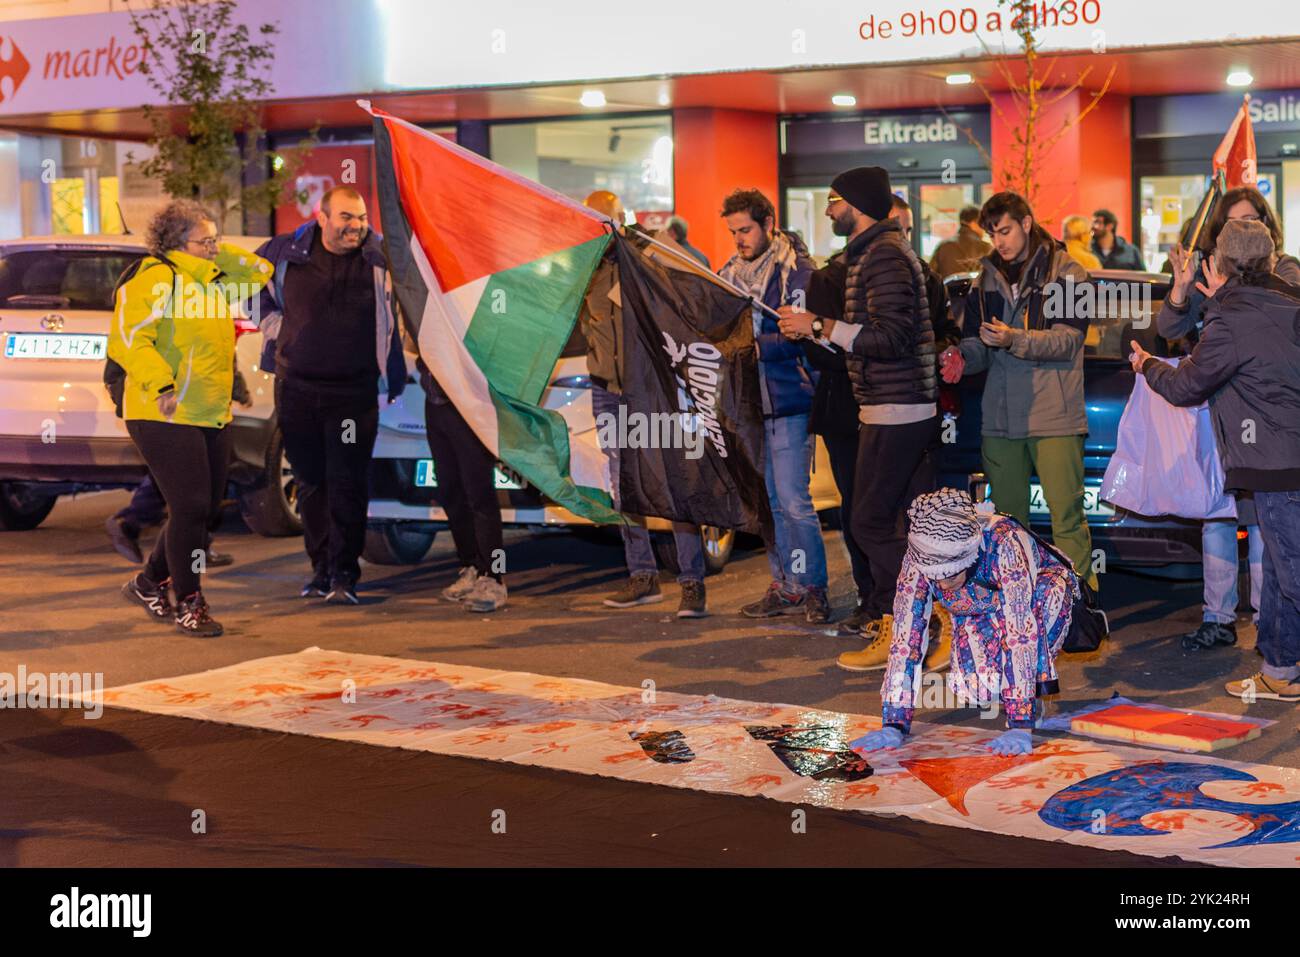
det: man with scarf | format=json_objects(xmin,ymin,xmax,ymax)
[
  {"xmin": 718, "ymin": 189, "xmax": 828, "ymax": 623},
  {"xmin": 940, "ymin": 191, "xmax": 1098, "ymax": 596}
]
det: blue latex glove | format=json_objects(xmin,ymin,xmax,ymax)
[
  {"xmin": 985, "ymin": 728, "xmax": 1033, "ymax": 755},
  {"xmin": 851, "ymin": 726, "xmax": 904, "ymax": 752}
]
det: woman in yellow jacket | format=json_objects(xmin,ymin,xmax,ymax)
[{"xmin": 111, "ymin": 200, "xmax": 272, "ymax": 636}]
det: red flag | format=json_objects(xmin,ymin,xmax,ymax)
[{"xmin": 1212, "ymin": 95, "xmax": 1257, "ymax": 189}]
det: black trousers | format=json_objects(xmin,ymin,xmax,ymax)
[
  {"xmin": 425, "ymin": 398, "xmax": 504, "ymax": 579},
  {"xmin": 850, "ymin": 415, "xmax": 942, "ymax": 620},
  {"xmin": 822, "ymin": 428, "xmax": 873, "ymax": 606},
  {"xmin": 277, "ymin": 378, "xmax": 379, "ymax": 584},
  {"xmin": 126, "ymin": 419, "xmax": 232, "ymax": 598}
]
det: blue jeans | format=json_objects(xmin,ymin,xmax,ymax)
[
  {"xmin": 1254, "ymin": 490, "xmax": 1300, "ymax": 678},
  {"xmin": 590, "ymin": 385, "xmax": 705, "ymax": 583},
  {"xmin": 763, "ymin": 413, "xmax": 827, "ymax": 591},
  {"xmin": 1201, "ymin": 520, "xmax": 1263, "ymax": 624}
]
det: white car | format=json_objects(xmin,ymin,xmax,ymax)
[
  {"xmin": 365, "ymin": 329, "xmax": 843, "ymax": 573},
  {"xmin": 0, "ymin": 234, "xmax": 300, "ymax": 535}
]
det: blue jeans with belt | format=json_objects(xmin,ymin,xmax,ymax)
[
  {"xmin": 763, "ymin": 413, "xmax": 827, "ymax": 592},
  {"xmin": 590, "ymin": 385, "xmax": 705, "ymax": 583}
]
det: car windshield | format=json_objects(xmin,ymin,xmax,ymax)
[{"xmin": 0, "ymin": 248, "xmax": 145, "ymax": 311}]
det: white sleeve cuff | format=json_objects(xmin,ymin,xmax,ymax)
[{"xmin": 829, "ymin": 320, "xmax": 862, "ymax": 351}]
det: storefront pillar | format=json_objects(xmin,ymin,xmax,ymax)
[
  {"xmin": 990, "ymin": 89, "xmax": 1132, "ymax": 239},
  {"xmin": 672, "ymin": 107, "xmax": 779, "ymax": 268}
]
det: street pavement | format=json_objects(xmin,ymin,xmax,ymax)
[{"xmin": 0, "ymin": 491, "xmax": 1296, "ymax": 865}]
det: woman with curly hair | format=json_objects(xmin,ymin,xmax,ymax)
[{"xmin": 110, "ymin": 200, "xmax": 272, "ymax": 636}]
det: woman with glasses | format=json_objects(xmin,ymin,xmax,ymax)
[
  {"xmin": 1157, "ymin": 186, "xmax": 1300, "ymax": 653},
  {"xmin": 110, "ymin": 200, "xmax": 272, "ymax": 636}
]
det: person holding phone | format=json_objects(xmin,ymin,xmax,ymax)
[{"xmin": 938, "ymin": 192, "xmax": 1097, "ymax": 597}]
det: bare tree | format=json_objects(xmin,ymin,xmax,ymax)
[
  {"xmin": 949, "ymin": 0, "xmax": 1116, "ymax": 224},
  {"xmin": 128, "ymin": 0, "xmax": 315, "ymax": 233}
]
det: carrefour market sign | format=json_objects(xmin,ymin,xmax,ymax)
[{"xmin": 0, "ymin": 0, "xmax": 1294, "ymax": 116}]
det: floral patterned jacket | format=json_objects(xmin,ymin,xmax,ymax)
[{"xmin": 880, "ymin": 516, "xmax": 1078, "ymax": 731}]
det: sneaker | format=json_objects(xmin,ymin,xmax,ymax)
[
  {"xmin": 205, "ymin": 547, "xmax": 234, "ymax": 568},
  {"xmin": 463, "ymin": 576, "xmax": 507, "ymax": 613},
  {"xmin": 677, "ymin": 580, "xmax": 708, "ymax": 619},
  {"xmin": 105, "ymin": 516, "xmax": 143, "ymax": 564},
  {"xmin": 174, "ymin": 591, "xmax": 222, "ymax": 637},
  {"xmin": 300, "ymin": 570, "xmax": 331, "ymax": 598},
  {"xmin": 603, "ymin": 572, "xmax": 664, "ymax": 608},
  {"xmin": 441, "ymin": 566, "xmax": 479, "ymax": 603},
  {"xmin": 804, "ymin": 586, "xmax": 831, "ymax": 624},
  {"xmin": 1181, "ymin": 621, "xmax": 1238, "ymax": 651},
  {"xmin": 924, "ymin": 608, "xmax": 953, "ymax": 672},
  {"xmin": 1225, "ymin": 671, "xmax": 1300, "ymax": 702},
  {"xmin": 325, "ymin": 578, "xmax": 360, "ymax": 605},
  {"xmin": 741, "ymin": 582, "xmax": 804, "ymax": 618},
  {"xmin": 838, "ymin": 616, "xmax": 893, "ymax": 672},
  {"xmin": 121, "ymin": 573, "xmax": 173, "ymax": 622},
  {"xmin": 839, "ymin": 606, "xmax": 871, "ymax": 635}
]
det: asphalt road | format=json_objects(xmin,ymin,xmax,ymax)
[{"xmin": 0, "ymin": 491, "xmax": 1295, "ymax": 866}]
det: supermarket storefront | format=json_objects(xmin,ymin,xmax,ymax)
[{"xmin": 2, "ymin": 0, "xmax": 1299, "ymax": 266}]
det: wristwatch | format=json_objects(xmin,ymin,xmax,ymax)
[{"xmin": 810, "ymin": 317, "xmax": 824, "ymax": 339}]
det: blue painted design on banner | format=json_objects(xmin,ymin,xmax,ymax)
[{"xmin": 1039, "ymin": 762, "xmax": 1300, "ymax": 849}]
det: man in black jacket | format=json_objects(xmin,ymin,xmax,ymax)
[
  {"xmin": 1132, "ymin": 219, "xmax": 1300, "ymax": 703},
  {"xmin": 778, "ymin": 167, "xmax": 941, "ymax": 667},
  {"xmin": 255, "ymin": 187, "xmax": 407, "ymax": 606}
]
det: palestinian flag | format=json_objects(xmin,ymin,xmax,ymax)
[{"xmin": 365, "ymin": 102, "xmax": 620, "ymax": 523}]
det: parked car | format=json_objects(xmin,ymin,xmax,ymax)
[
  {"xmin": 366, "ymin": 324, "xmax": 842, "ymax": 572},
  {"xmin": 940, "ymin": 268, "xmax": 1204, "ymax": 567},
  {"xmin": 0, "ymin": 234, "xmax": 300, "ymax": 535}
]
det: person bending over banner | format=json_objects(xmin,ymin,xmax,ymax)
[{"xmin": 851, "ymin": 489, "xmax": 1077, "ymax": 756}]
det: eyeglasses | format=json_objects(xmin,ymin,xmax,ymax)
[{"xmin": 186, "ymin": 236, "xmax": 220, "ymax": 250}]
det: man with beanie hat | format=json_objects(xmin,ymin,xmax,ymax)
[
  {"xmin": 778, "ymin": 166, "xmax": 942, "ymax": 662},
  {"xmin": 1132, "ymin": 218, "xmax": 1300, "ymax": 704},
  {"xmin": 720, "ymin": 188, "xmax": 829, "ymax": 623},
  {"xmin": 847, "ymin": 489, "xmax": 1079, "ymax": 756}
]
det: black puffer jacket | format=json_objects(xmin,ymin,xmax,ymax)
[{"xmin": 841, "ymin": 218, "xmax": 936, "ymax": 408}]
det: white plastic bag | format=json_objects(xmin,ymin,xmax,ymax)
[{"xmin": 1100, "ymin": 360, "xmax": 1237, "ymax": 520}]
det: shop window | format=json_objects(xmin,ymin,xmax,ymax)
[
  {"xmin": 490, "ymin": 116, "xmax": 673, "ymax": 222},
  {"xmin": 1140, "ymin": 172, "xmax": 1279, "ymax": 271}
]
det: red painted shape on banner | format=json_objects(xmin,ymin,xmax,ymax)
[{"xmin": 901, "ymin": 752, "xmax": 1053, "ymax": 816}]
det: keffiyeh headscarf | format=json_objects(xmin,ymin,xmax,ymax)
[{"xmin": 905, "ymin": 488, "xmax": 989, "ymax": 579}]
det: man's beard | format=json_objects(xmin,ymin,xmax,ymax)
[
  {"xmin": 742, "ymin": 234, "xmax": 771, "ymax": 260},
  {"xmin": 830, "ymin": 211, "xmax": 855, "ymax": 237}
]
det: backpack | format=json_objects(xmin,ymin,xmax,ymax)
[
  {"xmin": 103, "ymin": 254, "xmax": 177, "ymax": 418},
  {"xmin": 1020, "ymin": 521, "xmax": 1109, "ymax": 653}
]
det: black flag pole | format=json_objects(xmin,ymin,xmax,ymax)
[{"xmin": 1184, "ymin": 169, "xmax": 1224, "ymax": 257}]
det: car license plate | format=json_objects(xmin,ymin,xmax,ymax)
[
  {"xmin": 4, "ymin": 333, "xmax": 107, "ymax": 360},
  {"xmin": 1029, "ymin": 482, "xmax": 1115, "ymax": 518},
  {"xmin": 415, "ymin": 459, "xmax": 524, "ymax": 491}
]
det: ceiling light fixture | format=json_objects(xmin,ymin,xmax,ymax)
[
  {"xmin": 580, "ymin": 90, "xmax": 606, "ymax": 108},
  {"xmin": 831, "ymin": 93, "xmax": 857, "ymax": 107},
  {"xmin": 1226, "ymin": 70, "xmax": 1253, "ymax": 88}
]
